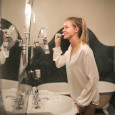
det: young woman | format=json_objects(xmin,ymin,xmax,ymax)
[
  {"xmin": 0, "ymin": 19, "xmax": 9, "ymax": 65},
  {"xmin": 53, "ymin": 17, "xmax": 99, "ymax": 115}
]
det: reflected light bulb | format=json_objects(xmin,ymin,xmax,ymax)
[{"xmin": 25, "ymin": 3, "xmax": 32, "ymax": 21}]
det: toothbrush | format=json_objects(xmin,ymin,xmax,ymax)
[{"xmin": 57, "ymin": 33, "xmax": 65, "ymax": 37}]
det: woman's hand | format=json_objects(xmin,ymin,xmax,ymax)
[
  {"xmin": 55, "ymin": 33, "xmax": 63, "ymax": 47},
  {"xmin": 77, "ymin": 104, "xmax": 80, "ymax": 113},
  {"xmin": 74, "ymin": 103, "xmax": 80, "ymax": 113}
]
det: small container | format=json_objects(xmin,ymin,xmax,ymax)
[{"xmin": 35, "ymin": 69, "xmax": 41, "ymax": 80}]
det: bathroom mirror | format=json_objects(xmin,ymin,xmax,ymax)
[
  {"xmin": 0, "ymin": 18, "xmax": 22, "ymax": 114},
  {"xmin": 0, "ymin": 0, "xmax": 32, "ymax": 114}
]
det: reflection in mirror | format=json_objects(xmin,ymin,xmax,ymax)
[
  {"xmin": 0, "ymin": 18, "xmax": 22, "ymax": 114},
  {"xmin": 0, "ymin": 0, "xmax": 34, "ymax": 114},
  {"xmin": 0, "ymin": 19, "xmax": 9, "ymax": 65},
  {"xmin": 0, "ymin": 30, "xmax": 7, "ymax": 65},
  {"xmin": 18, "ymin": 0, "xmax": 33, "ymax": 83},
  {"xmin": 0, "ymin": 1, "xmax": 6, "ymax": 113},
  {"xmin": 3, "ymin": 25, "xmax": 18, "ymax": 51},
  {"xmin": 0, "ymin": 30, "xmax": 3, "ymax": 47},
  {"xmin": 0, "ymin": 18, "xmax": 22, "ymax": 81},
  {"xmin": 6, "ymin": 25, "xmax": 18, "ymax": 49}
]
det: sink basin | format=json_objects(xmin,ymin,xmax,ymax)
[
  {"xmin": 37, "ymin": 82, "xmax": 70, "ymax": 95},
  {"xmin": 2, "ymin": 88, "xmax": 17, "ymax": 112},
  {"xmin": 27, "ymin": 90, "xmax": 77, "ymax": 115},
  {"xmin": 1, "ymin": 85, "xmax": 77, "ymax": 115},
  {"xmin": 1, "ymin": 79, "xmax": 18, "ymax": 89},
  {"xmin": 1, "ymin": 84, "xmax": 32, "ymax": 114}
]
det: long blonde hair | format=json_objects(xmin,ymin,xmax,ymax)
[{"xmin": 65, "ymin": 17, "xmax": 89, "ymax": 53}]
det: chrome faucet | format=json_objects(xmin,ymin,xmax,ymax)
[
  {"xmin": 32, "ymin": 87, "xmax": 49, "ymax": 109},
  {"xmin": 32, "ymin": 87, "xmax": 40, "ymax": 109},
  {"xmin": 15, "ymin": 91, "xmax": 25, "ymax": 110}
]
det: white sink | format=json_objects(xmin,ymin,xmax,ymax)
[
  {"xmin": 1, "ymin": 79, "xmax": 18, "ymax": 113},
  {"xmin": 27, "ymin": 90, "xmax": 77, "ymax": 115},
  {"xmin": 2, "ymin": 88, "xmax": 17, "ymax": 112},
  {"xmin": 1, "ymin": 84, "xmax": 32, "ymax": 114},
  {"xmin": 37, "ymin": 82, "xmax": 70, "ymax": 95},
  {"xmin": 1, "ymin": 84, "xmax": 77, "ymax": 115},
  {"xmin": 1, "ymin": 79, "xmax": 18, "ymax": 89}
]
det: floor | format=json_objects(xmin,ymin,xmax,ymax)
[{"xmin": 95, "ymin": 104, "xmax": 115, "ymax": 115}]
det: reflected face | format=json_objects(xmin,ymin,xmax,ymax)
[
  {"xmin": 62, "ymin": 20, "xmax": 77, "ymax": 40},
  {"xmin": 0, "ymin": 20, "xmax": 8, "ymax": 40}
]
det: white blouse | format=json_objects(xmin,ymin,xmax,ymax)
[
  {"xmin": 53, "ymin": 44, "xmax": 99, "ymax": 107},
  {"xmin": 0, "ymin": 44, "xmax": 9, "ymax": 65}
]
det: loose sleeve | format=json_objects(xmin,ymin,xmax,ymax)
[
  {"xmin": 0, "ymin": 45, "xmax": 9, "ymax": 65},
  {"xmin": 76, "ymin": 49, "xmax": 99, "ymax": 107},
  {"xmin": 53, "ymin": 47, "xmax": 66, "ymax": 68}
]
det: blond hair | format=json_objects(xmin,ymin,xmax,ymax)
[{"xmin": 65, "ymin": 17, "xmax": 89, "ymax": 53}]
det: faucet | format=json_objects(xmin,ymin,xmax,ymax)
[
  {"xmin": 32, "ymin": 87, "xmax": 49, "ymax": 109},
  {"xmin": 6, "ymin": 95, "xmax": 16, "ymax": 98},
  {"xmin": 18, "ymin": 27, "xmax": 50, "ymax": 55},
  {"xmin": 32, "ymin": 87, "xmax": 40, "ymax": 109},
  {"xmin": 6, "ymin": 95, "xmax": 17, "ymax": 103},
  {"xmin": 6, "ymin": 91, "xmax": 25, "ymax": 110},
  {"xmin": 15, "ymin": 91, "xmax": 25, "ymax": 110}
]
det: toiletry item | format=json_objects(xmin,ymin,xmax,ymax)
[
  {"xmin": 35, "ymin": 69, "xmax": 41, "ymax": 79},
  {"xmin": 43, "ymin": 37, "xmax": 50, "ymax": 54},
  {"xmin": 57, "ymin": 33, "xmax": 65, "ymax": 37}
]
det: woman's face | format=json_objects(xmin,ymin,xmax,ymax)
[{"xmin": 62, "ymin": 20, "xmax": 77, "ymax": 40}]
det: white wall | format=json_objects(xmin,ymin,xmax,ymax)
[
  {"xmin": 1, "ymin": 0, "xmax": 25, "ymax": 38},
  {"xmin": 1, "ymin": 0, "xmax": 115, "ymax": 46}
]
